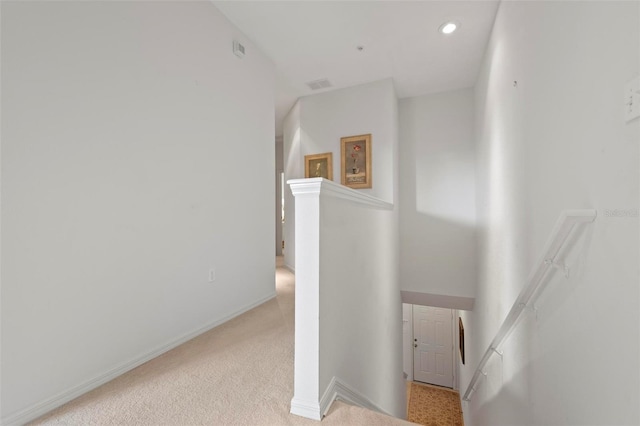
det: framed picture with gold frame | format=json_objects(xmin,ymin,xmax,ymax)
[
  {"xmin": 341, "ymin": 134, "xmax": 371, "ymax": 189},
  {"xmin": 304, "ymin": 152, "xmax": 333, "ymax": 180}
]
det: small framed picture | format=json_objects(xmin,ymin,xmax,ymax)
[
  {"xmin": 341, "ymin": 134, "xmax": 371, "ymax": 189},
  {"xmin": 304, "ymin": 152, "xmax": 333, "ymax": 180}
]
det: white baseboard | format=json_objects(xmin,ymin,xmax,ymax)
[
  {"xmin": 290, "ymin": 397, "xmax": 322, "ymax": 421},
  {"xmin": 319, "ymin": 376, "xmax": 391, "ymax": 419},
  {"xmin": 2, "ymin": 292, "xmax": 276, "ymax": 426}
]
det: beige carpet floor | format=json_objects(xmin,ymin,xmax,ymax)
[
  {"xmin": 407, "ymin": 382, "xmax": 463, "ymax": 426},
  {"xmin": 29, "ymin": 257, "xmax": 415, "ymax": 426}
]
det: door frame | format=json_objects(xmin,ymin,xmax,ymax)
[{"xmin": 452, "ymin": 309, "xmax": 459, "ymax": 391}]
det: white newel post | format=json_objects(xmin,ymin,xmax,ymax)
[{"xmin": 289, "ymin": 178, "xmax": 322, "ymax": 420}]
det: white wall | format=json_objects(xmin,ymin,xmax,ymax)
[
  {"xmin": 282, "ymin": 100, "xmax": 301, "ymax": 271},
  {"xmin": 399, "ymin": 89, "xmax": 476, "ymax": 302},
  {"xmin": 461, "ymin": 2, "xmax": 639, "ymax": 425},
  {"xmin": 319, "ymin": 192, "xmax": 404, "ymax": 418},
  {"xmin": 1, "ymin": 2, "xmax": 275, "ymax": 423},
  {"xmin": 283, "ymin": 79, "xmax": 398, "ymax": 269},
  {"xmin": 275, "ymin": 136, "xmax": 284, "ymax": 256},
  {"xmin": 299, "ymin": 79, "xmax": 398, "ymax": 204},
  {"xmin": 286, "ymin": 78, "xmax": 402, "ymax": 418},
  {"xmin": 283, "ymin": 79, "xmax": 398, "ymax": 270}
]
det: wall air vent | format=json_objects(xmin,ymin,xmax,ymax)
[{"xmin": 306, "ymin": 79, "xmax": 332, "ymax": 90}]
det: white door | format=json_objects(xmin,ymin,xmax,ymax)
[{"xmin": 413, "ymin": 305, "xmax": 454, "ymax": 388}]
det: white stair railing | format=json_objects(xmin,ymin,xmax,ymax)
[{"xmin": 462, "ymin": 209, "xmax": 597, "ymax": 401}]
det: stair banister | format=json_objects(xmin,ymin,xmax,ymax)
[{"xmin": 462, "ymin": 209, "xmax": 597, "ymax": 402}]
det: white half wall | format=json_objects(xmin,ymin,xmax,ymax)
[
  {"xmin": 399, "ymin": 89, "xmax": 476, "ymax": 302},
  {"xmin": 461, "ymin": 2, "xmax": 639, "ymax": 425},
  {"xmin": 289, "ymin": 179, "xmax": 405, "ymax": 420},
  {"xmin": 285, "ymin": 79, "xmax": 402, "ymax": 420},
  {"xmin": 1, "ymin": 2, "xmax": 275, "ymax": 423},
  {"xmin": 319, "ymin": 188, "xmax": 404, "ymax": 418}
]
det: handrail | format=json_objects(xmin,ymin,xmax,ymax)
[{"xmin": 462, "ymin": 209, "xmax": 597, "ymax": 401}]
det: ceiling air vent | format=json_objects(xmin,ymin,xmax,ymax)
[{"xmin": 306, "ymin": 78, "xmax": 332, "ymax": 90}]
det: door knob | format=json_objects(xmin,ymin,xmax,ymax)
[{"xmin": 414, "ymin": 343, "xmax": 418, "ymax": 348}]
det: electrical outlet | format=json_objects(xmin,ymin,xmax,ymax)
[
  {"xmin": 624, "ymin": 75, "xmax": 640, "ymax": 123},
  {"xmin": 208, "ymin": 268, "xmax": 216, "ymax": 282}
]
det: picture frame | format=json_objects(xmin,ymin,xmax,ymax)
[
  {"xmin": 459, "ymin": 317, "xmax": 465, "ymax": 365},
  {"xmin": 340, "ymin": 134, "xmax": 372, "ymax": 189},
  {"xmin": 304, "ymin": 152, "xmax": 333, "ymax": 180}
]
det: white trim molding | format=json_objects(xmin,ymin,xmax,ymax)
[
  {"xmin": 288, "ymin": 178, "xmax": 393, "ymax": 210},
  {"xmin": 401, "ymin": 291, "xmax": 475, "ymax": 311},
  {"xmin": 290, "ymin": 397, "xmax": 322, "ymax": 421},
  {"xmin": 320, "ymin": 377, "xmax": 391, "ymax": 419}
]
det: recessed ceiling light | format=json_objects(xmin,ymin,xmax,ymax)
[{"xmin": 439, "ymin": 21, "xmax": 459, "ymax": 35}]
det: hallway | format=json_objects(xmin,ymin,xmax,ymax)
[{"xmin": 29, "ymin": 259, "xmax": 412, "ymax": 425}]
